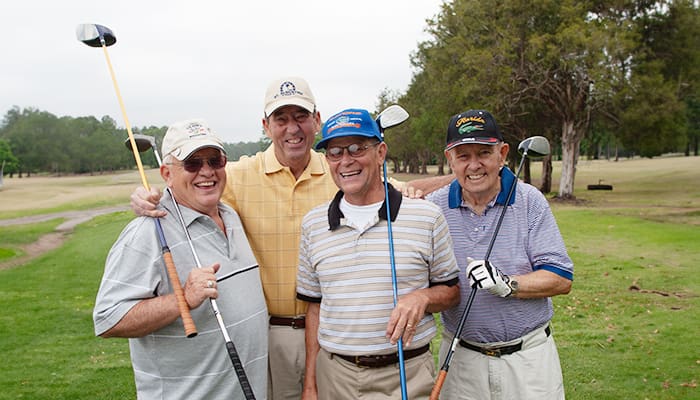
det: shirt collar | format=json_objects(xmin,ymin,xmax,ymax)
[
  {"xmin": 448, "ymin": 166, "xmax": 517, "ymax": 209},
  {"xmin": 328, "ymin": 183, "xmax": 402, "ymax": 230}
]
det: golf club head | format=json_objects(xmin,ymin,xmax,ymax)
[
  {"xmin": 76, "ymin": 24, "xmax": 116, "ymax": 47},
  {"xmin": 124, "ymin": 134, "xmax": 156, "ymax": 153},
  {"xmin": 375, "ymin": 105, "xmax": 409, "ymax": 135},
  {"xmin": 518, "ymin": 136, "xmax": 550, "ymax": 159}
]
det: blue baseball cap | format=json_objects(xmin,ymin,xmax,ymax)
[{"xmin": 315, "ymin": 108, "xmax": 382, "ymax": 150}]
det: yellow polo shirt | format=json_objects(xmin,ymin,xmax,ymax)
[{"xmin": 222, "ymin": 145, "xmax": 338, "ymax": 317}]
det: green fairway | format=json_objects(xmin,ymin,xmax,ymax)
[{"xmin": 0, "ymin": 156, "xmax": 698, "ymax": 399}]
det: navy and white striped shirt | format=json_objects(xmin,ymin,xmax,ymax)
[{"xmin": 427, "ymin": 167, "xmax": 574, "ymax": 343}]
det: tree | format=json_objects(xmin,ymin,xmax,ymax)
[{"xmin": 0, "ymin": 139, "xmax": 19, "ymax": 176}]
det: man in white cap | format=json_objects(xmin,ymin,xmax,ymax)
[
  {"xmin": 130, "ymin": 78, "xmax": 339, "ymax": 399},
  {"xmin": 94, "ymin": 119, "xmax": 268, "ymax": 400}
]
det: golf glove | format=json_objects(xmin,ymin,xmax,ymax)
[{"xmin": 466, "ymin": 258, "xmax": 512, "ymax": 297}]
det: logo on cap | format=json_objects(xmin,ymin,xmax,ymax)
[
  {"xmin": 277, "ymin": 81, "xmax": 304, "ymax": 99},
  {"xmin": 184, "ymin": 121, "xmax": 210, "ymax": 138},
  {"xmin": 455, "ymin": 116, "xmax": 486, "ymax": 135}
]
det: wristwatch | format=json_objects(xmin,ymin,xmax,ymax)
[{"xmin": 508, "ymin": 279, "xmax": 519, "ymax": 297}]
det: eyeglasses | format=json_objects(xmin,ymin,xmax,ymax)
[
  {"xmin": 170, "ymin": 154, "xmax": 227, "ymax": 173},
  {"xmin": 325, "ymin": 142, "xmax": 379, "ymax": 162}
]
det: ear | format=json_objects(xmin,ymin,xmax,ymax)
[
  {"xmin": 377, "ymin": 141, "xmax": 388, "ymax": 164},
  {"xmin": 499, "ymin": 143, "xmax": 510, "ymax": 164},
  {"xmin": 160, "ymin": 164, "xmax": 174, "ymax": 187},
  {"xmin": 262, "ymin": 117, "xmax": 273, "ymax": 139}
]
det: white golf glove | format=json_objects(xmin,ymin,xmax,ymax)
[{"xmin": 466, "ymin": 258, "xmax": 512, "ymax": 297}]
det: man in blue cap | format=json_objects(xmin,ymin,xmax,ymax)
[{"xmin": 296, "ymin": 108, "xmax": 461, "ymax": 399}]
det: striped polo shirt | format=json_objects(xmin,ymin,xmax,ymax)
[
  {"xmin": 297, "ymin": 186, "xmax": 460, "ymax": 355},
  {"xmin": 427, "ymin": 167, "xmax": 574, "ymax": 343}
]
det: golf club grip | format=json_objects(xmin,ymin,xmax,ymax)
[
  {"xmin": 226, "ymin": 341, "xmax": 256, "ymax": 399},
  {"xmin": 430, "ymin": 371, "xmax": 447, "ymax": 400},
  {"xmin": 161, "ymin": 249, "xmax": 197, "ymax": 338}
]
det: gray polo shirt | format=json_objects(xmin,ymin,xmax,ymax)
[{"xmin": 94, "ymin": 192, "xmax": 268, "ymax": 400}]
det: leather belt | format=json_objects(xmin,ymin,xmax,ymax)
[
  {"xmin": 459, "ymin": 325, "xmax": 551, "ymax": 357},
  {"xmin": 269, "ymin": 316, "xmax": 305, "ymax": 329},
  {"xmin": 332, "ymin": 344, "xmax": 430, "ymax": 368}
]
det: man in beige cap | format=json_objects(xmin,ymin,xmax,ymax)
[
  {"xmin": 95, "ymin": 119, "xmax": 268, "ymax": 400},
  {"xmin": 131, "ymin": 77, "xmax": 338, "ymax": 399}
]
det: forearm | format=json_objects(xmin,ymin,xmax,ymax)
[
  {"xmin": 405, "ymin": 174, "xmax": 455, "ymax": 196},
  {"xmin": 423, "ymin": 283, "xmax": 461, "ymax": 313},
  {"xmin": 511, "ymin": 269, "xmax": 572, "ymax": 299},
  {"xmin": 100, "ymin": 294, "xmax": 182, "ymax": 338},
  {"xmin": 302, "ymin": 302, "xmax": 321, "ymax": 399}
]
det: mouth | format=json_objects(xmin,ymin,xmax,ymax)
[
  {"xmin": 286, "ymin": 136, "xmax": 303, "ymax": 145},
  {"xmin": 340, "ymin": 170, "xmax": 361, "ymax": 178},
  {"xmin": 194, "ymin": 181, "xmax": 217, "ymax": 188},
  {"xmin": 467, "ymin": 173, "xmax": 486, "ymax": 181}
]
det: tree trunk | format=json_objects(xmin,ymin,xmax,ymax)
[
  {"xmin": 558, "ymin": 120, "xmax": 580, "ymax": 199},
  {"xmin": 540, "ymin": 155, "xmax": 552, "ymax": 193}
]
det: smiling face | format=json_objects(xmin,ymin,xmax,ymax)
[
  {"xmin": 445, "ymin": 142, "xmax": 509, "ymax": 206},
  {"xmin": 262, "ymin": 105, "xmax": 321, "ymax": 177},
  {"xmin": 325, "ymin": 136, "xmax": 386, "ymax": 205},
  {"xmin": 161, "ymin": 147, "xmax": 226, "ymax": 218}
]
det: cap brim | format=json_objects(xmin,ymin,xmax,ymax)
[
  {"xmin": 315, "ymin": 132, "xmax": 380, "ymax": 150},
  {"xmin": 171, "ymin": 143, "xmax": 226, "ymax": 160},
  {"xmin": 445, "ymin": 137, "xmax": 501, "ymax": 150},
  {"xmin": 265, "ymin": 99, "xmax": 315, "ymax": 117}
]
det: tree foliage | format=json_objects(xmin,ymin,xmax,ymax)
[{"xmin": 394, "ymin": 0, "xmax": 698, "ymax": 198}]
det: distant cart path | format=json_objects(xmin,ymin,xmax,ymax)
[{"xmin": 0, "ymin": 205, "xmax": 128, "ymax": 270}]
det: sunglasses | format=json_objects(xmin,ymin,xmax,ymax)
[
  {"xmin": 171, "ymin": 154, "xmax": 228, "ymax": 173},
  {"xmin": 325, "ymin": 142, "xmax": 380, "ymax": 162}
]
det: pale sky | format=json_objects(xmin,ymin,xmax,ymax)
[{"xmin": 1, "ymin": 0, "xmax": 443, "ymax": 143}]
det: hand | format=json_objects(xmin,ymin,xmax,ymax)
[
  {"xmin": 184, "ymin": 264, "xmax": 220, "ymax": 309},
  {"xmin": 466, "ymin": 258, "xmax": 512, "ymax": 297},
  {"xmin": 131, "ymin": 186, "xmax": 166, "ymax": 218},
  {"xmin": 385, "ymin": 291, "xmax": 428, "ymax": 347},
  {"xmin": 401, "ymin": 184, "xmax": 425, "ymax": 199}
]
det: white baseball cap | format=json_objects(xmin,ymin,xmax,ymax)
[
  {"xmin": 161, "ymin": 119, "xmax": 225, "ymax": 160},
  {"xmin": 263, "ymin": 76, "xmax": 316, "ymax": 117}
]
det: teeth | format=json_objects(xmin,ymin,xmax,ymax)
[
  {"xmin": 340, "ymin": 171, "xmax": 361, "ymax": 178},
  {"xmin": 467, "ymin": 174, "xmax": 486, "ymax": 180},
  {"xmin": 196, "ymin": 181, "xmax": 215, "ymax": 187},
  {"xmin": 287, "ymin": 137, "xmax": 302, "ymax": 144}
]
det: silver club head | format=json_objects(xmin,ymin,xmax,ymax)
[
  {"xmin": 375, "ymin": 105, "xmax": 409, "ymax": 135},
  {"xmin": 76, "ymin": 24, "xmax": 116, "ymax": 47},
  {"xmin": 518, "ymin": 136, "xmax": 550, "ymax": 159}
]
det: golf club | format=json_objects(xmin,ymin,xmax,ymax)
[
  {"xmin": 430, "ymin": 135, "xmax": 551, "ymax": 400},
  {"xmin": 127, "ymin": 134, "xmax": 259, "ymax": 399},
  {"xmin": 375, "ymin": 104, "xmax": 410, "ymax": 400},
  {"xmin": 124, "ymin": 134, "xmax": 163, "ymax": 166},
  {"xmin": 77, "ymin": 23, "xmax": 196, "ymax": 338}
]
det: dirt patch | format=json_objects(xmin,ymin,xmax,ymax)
[{"xmin": 0, "ymin": 205, "xmax": 128, "ymax": 270}]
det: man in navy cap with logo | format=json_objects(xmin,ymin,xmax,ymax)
[
  {"xmin": 426, "ymin": 110, "xmax": 574, "ymax": 399},
  {"xmin": 297, "ymin": 108, "xmax": 461, "ymax": 399}
]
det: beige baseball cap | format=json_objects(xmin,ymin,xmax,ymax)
[
  {"xmin": 161, "ymin": 119, "xmax": 225, "ymax": 161},
  {"xmin": 264, "ymin": 76, "xmax": 316, "ymax": 117}
]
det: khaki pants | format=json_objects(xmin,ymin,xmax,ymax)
[
  {"xmin": 268, "ymin": 325, "xmax": 306, "ymax": 400},
  {"xmin": 437, "ymin": 325, "xmax": 565, "ymax": 400},
  {"xmin": 316, "ymin": 347, "xmax": 436, "ymax": 400}
]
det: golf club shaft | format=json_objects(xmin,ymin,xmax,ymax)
[
  {"xmin": 383, "ymin": 163, "xmax": 409, "ymax": 400},
  {"xmin": 166, "ymin": 188, "xmax": 256, "ymax": 400},
  {"xmin": 99, "ymin": 40, "xmax": 196, "ymax": 338},
  {"xmin": 430, "ymin": 154, "xmax": 529, "ymax": 400}
]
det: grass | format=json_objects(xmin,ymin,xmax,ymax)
[
  {"xmin": 0, "ymin": 219, "xmax": 64, "ymax": 261},
  {"xmin": 0, "ymin": 155, "xmax": 698, "ymax": 399}
]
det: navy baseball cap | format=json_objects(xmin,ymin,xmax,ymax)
[
  {"xmin": 315, "ymin": 108, "xmax": 382, "ymax": 150},
  {"xmin": 445, "ymin": 110, "xmax": 503, "ymax": 150}
]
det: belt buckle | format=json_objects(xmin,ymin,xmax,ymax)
[
  {"xmin": 290, "ymin": 318, "xmax": 303, "ymax": 329},
  {"xmin": 484, "ymin": 348, "xmax": 501, "ymax": 357}
]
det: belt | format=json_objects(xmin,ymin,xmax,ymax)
[
  {"xmin": 269, "ymin": 316, "xmax": 305, "ymax": 329},
  {"xmin": 459, "ymin": 325, "xmax": 551, "ymax": 357},
  {"xmin": 332, "ymin": 344, "xmax": 430, "ymax": 368}
]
